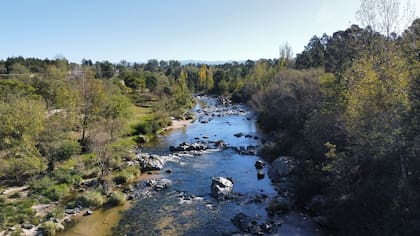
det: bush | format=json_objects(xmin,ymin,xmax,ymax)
[
  {"xmin": 113, "ymin": 174, "xmax": 129, "ymax": 185},
  {"xmin": 125, "ymin": 166, "xmax": 141, "ymax": 177},
  {"xmin": 80, "ymin": 167, "xmax": 99, "ymax": 179},
  {"xmin": 113, "ymin": 168, "xmax": 138, "ymax": 185},
  {"xmin": 108, "ymin": 191, "xmax": 126, "ymax": 206},
  {"xmin": 0, "ymin": 199, "xmax": 37, "ymax": 230},
  {"xmin": 55, "ymin": 140, "xmax": 82, "ymax": 161},
  {"xmin": 30, "ymin": 177, "xmax": 69, "ymax": 202},
  {"xmin": 76, "ymin": 191, "xmax": 105, "ymax": 208},
  {"xmin": 53, "ymin": 168, "xmax": 82, "ymax": 186},
  {"xmin": 259, "ymin": 141, "xmax": 281, "ymax": 161},
  {"xmin": 65, "ymin": 201, "xmax": 77, "ymax": 209},
  {"xmin": 40, "ymin": 221, "xmax": 57, "ymax": 236},
  {"xmin": 47, "ymin": 206, "xmax": 65, "ymax": 219},
  {"xmin": 131, "ymin": 122, "xmax": 148, "ymax": 135},
  {"xmin": 44, "ymin": 184, "xmax": 69, "ymax": 202}
]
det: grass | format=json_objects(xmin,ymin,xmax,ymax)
[
  {"xmin": 0, "ymin": 198, "xmax": 38, "ymax": 230},
  {"xmin": 76, "ymin": 191, "xmax": 106, "ymax": 208},
  {"xmin": 107, "ymin": 191, "xmax": 126, "ymax": 206}
]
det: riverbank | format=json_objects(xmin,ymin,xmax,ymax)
[
  {"xmin": 163, "ymin": 117, "xmax": 194, "ymax": 131},
  {"xmin": 57, "ymin": 172, "xmax": 161, "ymax": 236},
  {"xmin": 55, "ymin": 118, "xmax": 194, "ymax": 236}
]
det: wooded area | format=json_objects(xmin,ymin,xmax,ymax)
[{"xmin": 0, "ymin": 1, "xmax": 419, "ymax": 234}]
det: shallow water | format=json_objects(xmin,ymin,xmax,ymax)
[{"xmin": 114, "ymin": 97, "xmax": 322, "ymax": 236}]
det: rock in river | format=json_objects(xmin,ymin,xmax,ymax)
[
  {"xmin": 257, "ymin": 170, "xmax": 265, "ymax": 179},
  {"xmin": 169, "ymin": 142, "xmax": 208, "ymax": 152},
  {"xmin": 146, "ymin": 178, "xmax": 172, "ymax": 191},
  {"xmin": 255, "ymin": 160, "xmax": 265, "ymax": 169},
  {"xmin": 231, "ymin": 213, "xmax": 278, "ymax": 234},
  {"xmin": 211, "ymin": 177, "xmax": 233, "ymax": 200},
  {"xmin": 138, "ymin": 154, "xmax": 165, "ymax": 171}
]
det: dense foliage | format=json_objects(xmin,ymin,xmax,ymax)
[
  {"xmin": 0, "ymin": 12, "xmax": 419, "ymax": 236},
  {"xmin": 248, "ymin": 19, "xmax": 420, "ymax": 235}
]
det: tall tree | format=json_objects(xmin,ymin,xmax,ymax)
[
  {"xmin": 357, "ymin": 0, "xmax": 416, "ymax": 37},
  {"xmin": 206, "ymin": 66, "xmax": 214, "ymax": 91},
  {"xmin": 198, "ymin": 64, "xmax": 207, "ymax": 90},
  {"xmin": 79, "ymin": 70, "xmax": 106, "ymax": 147}
]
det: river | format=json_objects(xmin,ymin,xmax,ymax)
[{"xmin": 112, "ymin": 96, "xmax": 323, "ymax": 235}]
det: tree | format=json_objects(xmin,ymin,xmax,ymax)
[
  {"xmin": 145, "ymin": 75, "xmax": 158, "ymax": 91},
  {"xmin": 38, "ymin": 112, "xmax": 81, "ymax": 171},
  {"xmin": 345, "ymin": 53, "xmax": 409, "ymax": 155},
  {"xmin": 101, "ymin": 91, "xmax": 131, "ymax": 140},
  {"xmin": 0, "ymin": 96, "xmax": 46, "ymax": 151},
  {"xmin": 79, "ymin": 70, "xmax": 106, "ymax": 147},
  {"xmin": 0, "ymin": 96, "xmax": 47, "ymax": 183},
  {"xmin": 295, "ymin": 36, "xmax": 325, "ymax": 69},
  {"xmin": 279, "ymin": 42, "xmax": 293, "ymax": 67},
  {"xmin": 89, "ymin": 127, "xmax": 113, "ymax": 192},
  {"xmin": 206, "ymin": 66, "xmax": 214, "ymax": 91},
  {"xmin": 96, "ymin": 61, "xmax": 114, "ymax": 79},
  {"xmin": 357, "ymin": 0, "xmax": 416, "ymax": 37},
  {"xmin": 198, "ymin": 64, "xmax": 207, "ymax": 90},
  {"xmin": 32, "ymin": 65, "xmax": 67, "ymax": 110}
]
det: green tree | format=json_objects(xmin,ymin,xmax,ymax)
[
  {"xmin": 78, "ymin": 70, "xmax": 106, "ymax": 147},
  {"xmin": 206, "ymin": 66, "xmax": 214, "ymax": 91},
  {"xmin": 101, "ymin": 91, "xmax": 131, "ymax": 140},
  {"xmin": 198, "ymin": 64, "xmax": 207, "ymax": 90},
  {"xmin": 0, "ymin": 96, "xmax": 46, "ymax": 150}
]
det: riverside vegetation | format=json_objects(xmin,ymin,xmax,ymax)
[{"xmin": 0, "ymin": 13, "xmax": 420, "ymax": 236}]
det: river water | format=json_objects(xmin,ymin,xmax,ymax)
[{"xmin": 114, "ymin": 96, "xmax": 323, "ymax": 236}]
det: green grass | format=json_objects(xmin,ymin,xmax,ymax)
[
  {"xmin": 76, "ymin": 191, "xmax": 106, "ymax": 208},
  {"xmin": 0, "ymin": 198, "xmax": 38, "ymax": 229},
  {"xmin": 107, "ymin": 191, "xmax": 126, "ymax": 206}
]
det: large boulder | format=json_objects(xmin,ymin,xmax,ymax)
[
  {"xmin": 211, "ymin": 177, "xmax": 233, "ymax": 200},
  {"xmin": 21, "ymin": 223, "xmax": 34, "ymax": 230},
  {"xmin": 139, "ymin": 154, "xmax": 164, "ymax": 171},
  {"xmin": 145, "ymin": 178, "xmax": 172, "ymax": 191},
  {"xmin": 269, "ymin": 156, "xmax": 294, "ymax": 178}
]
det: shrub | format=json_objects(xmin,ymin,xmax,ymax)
[
  {"xmin": 113, "ymin": 174, "xmax": 129, "ymax": 185},
  {"xmin": 125, "ymin": 166, "xmax": 141, "ymax": 177},
  {"xmin": 259, "ymin": 141, "xmax": 281, "ymax": 161},
  {"xmin": 108, "ymin": 191, "xmax": 126, "ymax": 206},
  {"xmin": 40, "ymin": 221, "xmax": 57, "ymax": 236},
  {"xmin": 44, "ymin": 184, "xmax": 69, "ymax": 202},
  {"xmin": 30, "ymin": 177, "xmax": 69, "ymax": 202},
  {"xmin": 53, "ymin": 168, "xmax": 82, "ymax": 186},
  {"xmin": 55, "ymin": 140, "xmax": 81, "ymax": 161},
  {"xmin": 113, "ymin": 169, "xmax": 137, "ymax": 185},
  {"xmin": 76, "ymin": 191, "xmax": 105, "ymax": 208},
  {"xmin": 0, "ymin": 199, "xmax": 37, "ymax": 230},
  {"xmin": 47, "ymin": 206, "xmax": 65, "ymax": 219},
  {"xmin": 65, "ymin": 201, "xmax": 77, "ymax": 209}
]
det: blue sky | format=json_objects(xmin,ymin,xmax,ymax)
[{"xmin": 1, "ymin": 0, "xmax": 419, "ymax": 63}]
